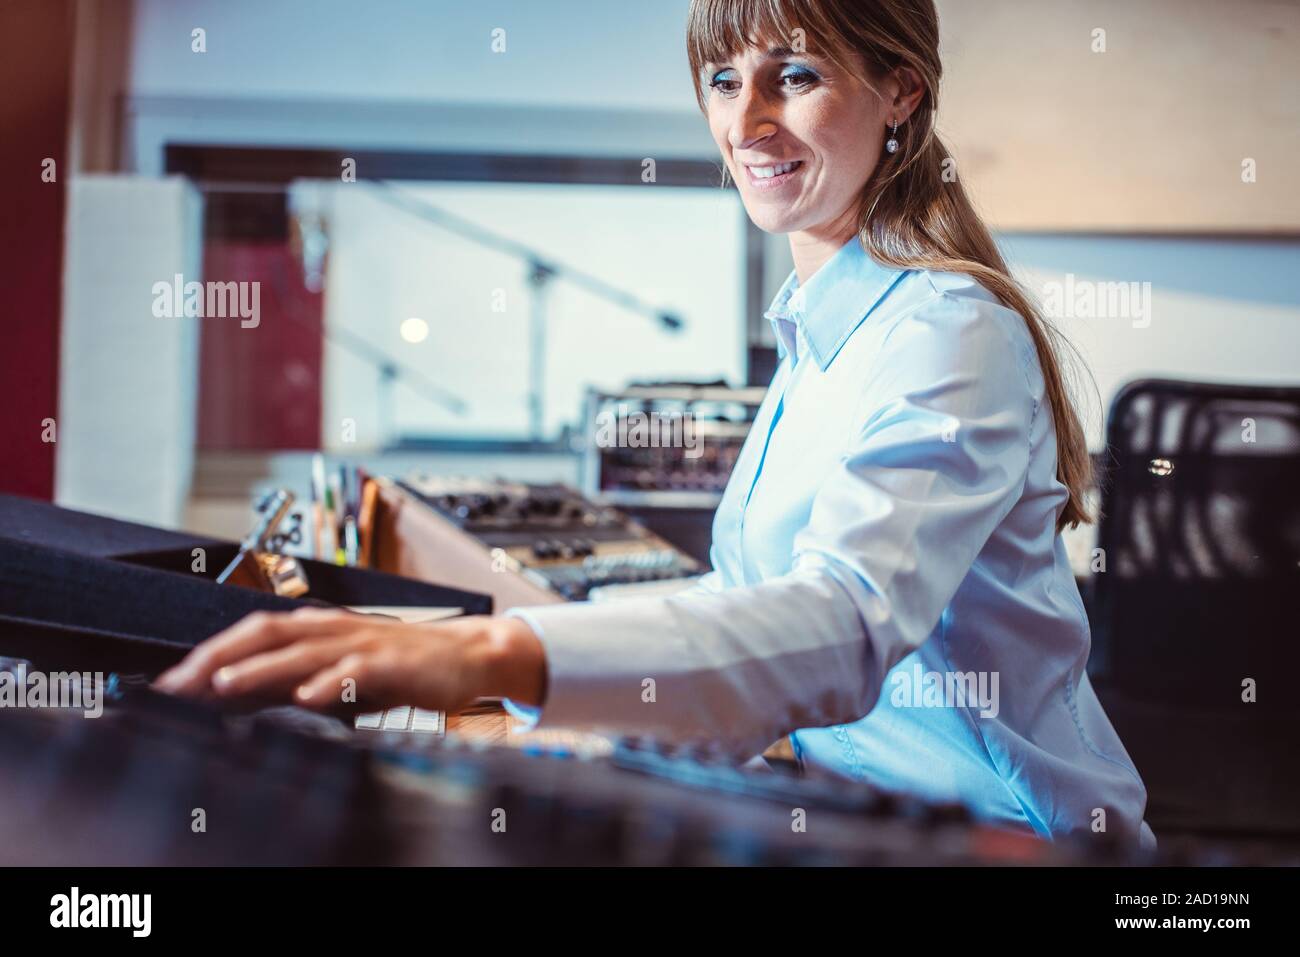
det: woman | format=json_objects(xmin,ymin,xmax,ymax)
[{"xmin": 158, "ymin": 0, "xmax": 1154, "ymax": 849}]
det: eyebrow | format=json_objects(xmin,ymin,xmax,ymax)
[{"xmin": 708, "ymin": 45, "xmax": 820, "ymax": 69}]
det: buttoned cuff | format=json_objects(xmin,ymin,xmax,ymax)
[{"xmin": 501, "ymin": 598, "xmax": 676, "ymax": 737}]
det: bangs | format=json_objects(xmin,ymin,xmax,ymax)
[{"xmin": 686, "ymin": 0, "xmax": 856, "ymax": 109}]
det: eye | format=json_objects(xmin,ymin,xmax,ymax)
[
  {"xmin": 779, "ymin": 64, "xmax": 820, "ymax": 90},
  {"xmin": 708, "ymin": 68, "xmax": 741, "ymax": 97}
]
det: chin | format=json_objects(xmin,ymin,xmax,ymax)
[{"xmin": 739, "ymin": 200, "xmax": 806, "ymax": 235}]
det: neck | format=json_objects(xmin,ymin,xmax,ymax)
[{"xmin": 788, "ymin": 210, "xmax": 859, "ymax": 284}]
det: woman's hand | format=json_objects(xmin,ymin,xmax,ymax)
[{"xmin": 152, "ymin": 607, "xmax": 547, "ymax": 714}]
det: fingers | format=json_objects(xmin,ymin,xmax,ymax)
[
  {"xmin": 294, "ymin": 652, "xmax": 392, "ymax": 711},
  {"xmin": 208, "ymin": 635, "xmax": 366, "ymax": 699},
  {"xmin": 154, "ymin": 607, "xmax": 360, "ymax": 696},
  {"xmin": 154, "ymin": 610, "xmax": 482, "ymax": 715}
]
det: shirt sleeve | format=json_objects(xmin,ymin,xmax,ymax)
[
  {"xmin": 505, "ymin": 293, "xmax": 1039, "ymax": 756},
  {"xmin": 673, "ymin": 565, "xmax": 723, "ymax": 597}
]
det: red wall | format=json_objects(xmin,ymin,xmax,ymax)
[
  {"xmin": 0, "ymin": 0, "xmax": 73, "ymax": 499},
  {"xmin": 196, "ymin": 241, "xmax": 324, "ymax": 450}
]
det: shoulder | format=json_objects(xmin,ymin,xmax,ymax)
[
  {"xmin": 847, "ymin": 268, "xmax": 1045, "ymax": 435},
  {"xmin": 872, "ymin": 268, "xmax": 1042, "ymax": 395}
]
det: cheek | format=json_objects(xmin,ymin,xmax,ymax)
[
  {"xmin": 706, "ymin": 107, "xmax": 731, "ymax": 155},
  {"xmin": 815, "ymin": 106, "xmax": 874, "ymax": 162},
  {"xmin": 811, "ymin": 103, "xmax": 881, "ymax": 187}
]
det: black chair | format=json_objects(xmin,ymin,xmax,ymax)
[{"xmin": 1089, "ymin": 378, "xmax": 1300, "ymax": 840}]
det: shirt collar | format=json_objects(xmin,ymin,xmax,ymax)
[{"xmin": 763, "ymin": 237, "xmax": 908, "ymax": 371}]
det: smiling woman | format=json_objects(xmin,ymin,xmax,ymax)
[
  {"xmin": 695, "ymin": 33, "xmax": 895, "ymax": 251},
  {"xmin": 687, "ymin": 0, "xmax": 1092, "ymax": 530},
  {"xmin": 157, "ymin": 0, "xmax": 1154, "ymax": 851}
]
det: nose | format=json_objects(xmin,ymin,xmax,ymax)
[{"xmin": 728, "ymin": 84, "xmax": 778, "ymax": 153}]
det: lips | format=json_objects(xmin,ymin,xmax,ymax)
[{"xmin": 742, "ymin": 159, "xmax": 804, "ymax": 190}]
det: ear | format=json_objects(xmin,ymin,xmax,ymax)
[{"xmin": 887, "ymin": 64, "xmax": 927, "ymax": 124}]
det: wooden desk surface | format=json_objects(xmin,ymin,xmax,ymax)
[
  {"xmin": 446, "ymin": 705, "xmax": 515, "ymax": 744},
  {"xmin": 444, "ymin": 706, "xmax": 643, "ymax": 768},
  {"xmin": 446, "ymin": 704, "xmax": 797, "ymax": 763},
  {"xmin": 445, "ymin": 704, "xmax": 612, "ymax": 753}
]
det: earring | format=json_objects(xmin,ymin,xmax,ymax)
[{"xmin": 885, "ymin": 120, "xmax": 900, "ymax": 154}]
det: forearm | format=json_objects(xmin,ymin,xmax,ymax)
[{"xmin": 502, "ymin": 564, "xmax": 888, "ymax": 756}]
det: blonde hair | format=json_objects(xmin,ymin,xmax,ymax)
[{"xmin": 687, "ymin": 0, "xmax": 1093, "ymax": 530}]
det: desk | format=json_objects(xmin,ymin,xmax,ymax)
[
  {"xmin": 447, "ymin": 703, "xmax": 515, "ymax": 744},
  {"xmin": 443, "ymin": 701, "xmax": 798, "ymax": 765}
]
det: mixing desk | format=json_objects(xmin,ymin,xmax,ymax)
[
  {"xmin": 396, "ymin": 476, "xmax": 702, "ymax": 601},
  {"xmin": 0, "ymin": 672, "xmax": 1130, "ymax": 867}
]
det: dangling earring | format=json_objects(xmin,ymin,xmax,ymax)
[{"xmin": 885, "ymin": 120, "xmax": 900, "ymax": 154}]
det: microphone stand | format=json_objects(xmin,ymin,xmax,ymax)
[{"xmin": 367, "ymin": 182, "xmax": 684, "ymax": 442}]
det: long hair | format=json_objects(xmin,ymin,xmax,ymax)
[{"xmin": 687, "ymin": 0, "xmax": 1093, "ymax": 530}]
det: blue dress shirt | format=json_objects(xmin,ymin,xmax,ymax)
[{"xmin": 508, "ymin": 236, "xmax": 1154, "ymax": 849}]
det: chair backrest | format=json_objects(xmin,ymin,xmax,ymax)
[{"xmin": 1090, "ymin": 378, "xmax": 1300, "ymax": 710}]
